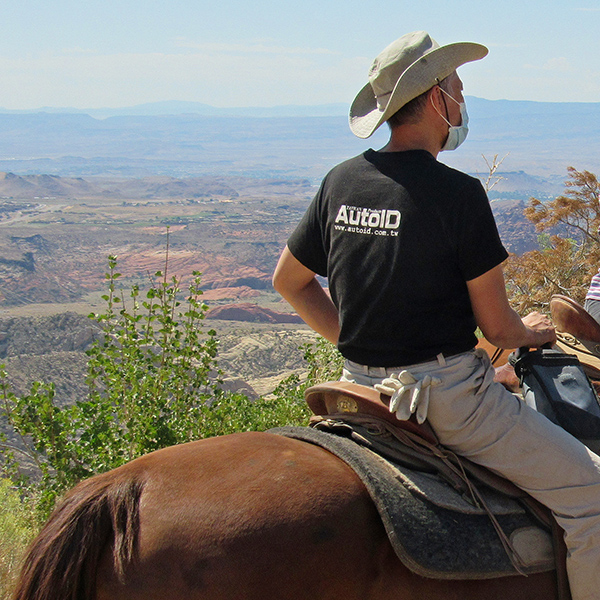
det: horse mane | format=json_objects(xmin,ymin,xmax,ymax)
[{"xmin": 12, "ymin": 472, "xmax": 145, "ymax": 600}]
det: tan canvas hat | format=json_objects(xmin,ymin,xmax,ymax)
[{"xmin": 349, "ymin": 31, "xmax": 488, "ymax": 138}]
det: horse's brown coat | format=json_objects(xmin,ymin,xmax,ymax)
[
  {"xmin": 97, "ymin": 433, "xmax": 388, "ymax": 600},
  {"xmin": 14, "ymin": 431, "xmax": 559, "ymax": 600}
]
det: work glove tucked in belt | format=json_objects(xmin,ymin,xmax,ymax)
[{"xmin": 375, "ymin": 371, "xmax": 441, "ymax": 424}]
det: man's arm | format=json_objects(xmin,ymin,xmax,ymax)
[
  {"xmin": 467, "ymin": 264, "xmax": 556, "ymax": 349},
  {"xmin": 272, "ymin": 246, "xmax": 340, "ymax": 344}
]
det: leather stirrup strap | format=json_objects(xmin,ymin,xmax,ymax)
[
  {"xmin": 313, "ymin": 413, "xmax": 531, "ymax": 576},
  {"xmin": 551, "ymin": 519, "xmax": 572, "ymax": 600}
]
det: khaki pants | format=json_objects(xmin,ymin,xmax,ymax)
[{"xmin": 342, "ymin": 349, "xmax": 600, "ymax": 600}]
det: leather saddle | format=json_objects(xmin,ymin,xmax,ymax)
[
  {"xmin": 550, "ymin": 294, "xmax": 600, "ymax": 380},
  {"xmin": 550, "ymin": 294, "xmax": 600, "ymax": 343},
  {"xmin": 306, "ymin": 381, "xmax": 537, "ymax": 502},
  {"xmin": 305, "ymin": 381, "xmax": 569, "ymax": 598}
]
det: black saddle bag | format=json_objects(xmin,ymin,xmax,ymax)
[{"xmin": 510, "ymin": 346, "xmax": 600, "ymax": 440}]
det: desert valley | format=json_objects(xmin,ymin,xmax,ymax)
[{"xmin": 0, "ymin": 97, "xmax": 597, "ymax": 402}]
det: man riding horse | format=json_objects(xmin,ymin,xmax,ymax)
[{"xmin": 273, "ymin": 31, "xmax": 600, "ymax": 600}]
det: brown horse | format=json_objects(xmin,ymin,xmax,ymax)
[{"xmin": 13, "ymin": 430, "xmax": 559, "ymax": 600}]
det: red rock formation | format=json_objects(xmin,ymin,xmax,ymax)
[{"xmin": 206, "ymin": 303, "xmax": 303, "ymax": 324}]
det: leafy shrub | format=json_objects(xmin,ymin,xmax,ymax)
[
  {"xmin": 0, "ymin": 247, "xmax": 333, "ymax": 519},
  {"xmin": 0, "ymin": 479, "xmax": 35, "ymax": 600},
  {"xmin": 272, "ymin": 335, "xmax": 344, "ymax": 404}
]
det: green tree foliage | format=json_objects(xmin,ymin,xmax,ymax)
[
  {"xmin": 272, "ymin": 335, "xmax": 344, "ymax": 404},
  {"xmin": 505, "ymin": 167, "xmax": 600, "ymax": 310},
  {"xmin": 83, "ymin": 255, "xmax": 222, "ymax": 465},
  {"xmin": 0, "ymin": 249, "xmax": 319, "ymax": 519}
]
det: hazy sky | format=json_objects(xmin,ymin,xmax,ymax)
[{"xmin": 1, "ymin": 0, "xmax": 599, "ymax": 109}]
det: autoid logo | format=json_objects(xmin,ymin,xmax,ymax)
[{"xmin": 334, "ymin": 205, "xmax": 401, "ymax": 237}]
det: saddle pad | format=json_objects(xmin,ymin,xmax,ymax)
[{"xmin": 270, "ymin": 426, "xmax": 554, "ymax": 580}]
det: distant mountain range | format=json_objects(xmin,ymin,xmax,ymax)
[
  {"xmin": 0, "ymin": 169, "xmax": 560, "ymax": 204},
  {"xmin": 0, "ymin": 171, "xmax": 242, "ymax": 199},
  {"xmin": 0, "ymin": 101, "xmax": 351, "ymax": 119},
  {"xmin": 0, "ymin": 97, "xmax": 597, "ymax": 183},
  {"xmin": 1, "ymin": 97, "xmax": 598, "ymax": 121}
]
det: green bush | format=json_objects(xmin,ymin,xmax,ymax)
[
  {"xmin": 0, "ymin": 247, "xmax": 340, "ymax": 519},
  {"xmin": 1, "ymin": 252, "xmax": 223, "ymax": 517},
  {"xmin": 272, "ymin": 335, "xmax": 344, "ymax": 404},
  {"xmin": 0, "ymin": 479, "xmax": 35, "ymax": 600}
]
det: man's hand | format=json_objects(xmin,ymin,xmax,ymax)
[{"xmin": 521, "ymin": 311, "xmax": 556, "ymax": 347}]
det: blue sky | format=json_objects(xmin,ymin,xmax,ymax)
[{"xmin": 1, "ymin": 0, "xmax": 599, "ymax": 109}]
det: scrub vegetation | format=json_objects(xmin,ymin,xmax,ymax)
[
  {"xmin": 505, "ymin": 167, "xmax": 600, "ymax": 312},
  {"xmin": 0, "ymin": 480, "xmax": 35, "ymax": 600}
]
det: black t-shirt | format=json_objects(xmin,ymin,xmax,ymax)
[{"xmin": 287, "ymin": 149, "xmax": 508, "ymax": 367}]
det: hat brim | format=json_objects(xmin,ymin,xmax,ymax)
[{"xmin": 349, "ymin": 41, "xmax": 488, "ymax": 139}]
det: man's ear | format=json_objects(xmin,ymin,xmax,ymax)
[{"xmin": 428, "ymin": 85, "xmax": 445, "ymax": 113}]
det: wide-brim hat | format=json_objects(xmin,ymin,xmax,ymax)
[{"xmin": 349, "ymin": 31, "xmax": 488, "ymax": 139}]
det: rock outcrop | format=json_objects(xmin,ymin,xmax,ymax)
[{"xmin": 207, "ymin": 303, "xmax": 303, "ymax": 324}]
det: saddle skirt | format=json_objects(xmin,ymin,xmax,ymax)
[{"xmin": 270, "ymin": 381, "xmax": 558, "ymax": 581}]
